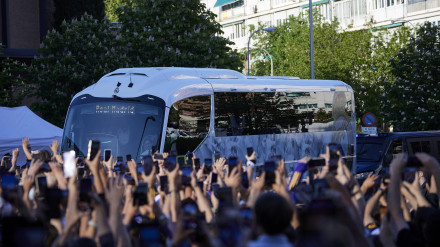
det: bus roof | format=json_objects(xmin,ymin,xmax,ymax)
[{"xmin": 73, "ymin": 67, "xmax": 353, "ymax": 107}]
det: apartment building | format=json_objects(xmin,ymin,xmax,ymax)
[{"xmin": 201, "ymin": 0, "xmax": 440, "ymax": 50}]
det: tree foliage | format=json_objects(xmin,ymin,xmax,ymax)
[
  {"xmin": 103, "ymin": 0, "xmax": 131, "ymax": 22},
  {"xmin": 381, "ymin": 22, "xmax": 440, "ymax": 131},
  {"xmin": 115, "ymin": 0, "xmax": 242, "ymax": 69},
  {"xmin": 31, "ymin": 14, "xmax": 127, "ymax": 126},
  {"xmin": 0, "ymin": 59, "xmax": 31, "ymax": 107},
  {"xmin": 252, "ymin": 12, "xmax": 411, "ymax": 126}
]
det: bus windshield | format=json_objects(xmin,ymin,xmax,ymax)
[{"xmin": 61, "ymin": 95, "xmax": 165, "ymax": 161}]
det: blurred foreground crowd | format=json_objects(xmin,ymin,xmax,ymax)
[{"xmin": 0, "ymin": 138, "xmax": 439, "ymax": 247}]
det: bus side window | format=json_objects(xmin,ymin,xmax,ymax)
[
  {"xmin": 164, "ymin": 95, "xmax": 211, "ymax": 155},
  {"xmin": 384, "ymin": 139, "xmax": 402, "ymax": 165}
]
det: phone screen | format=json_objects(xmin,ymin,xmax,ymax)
[
  {"xmin": 177, "ymin": 156, "xmax": 185, "ymax": 166},
  {"xmin": 328, "ymin": 143, "xmax": 339, "ymax": 172},
  {"xmin": 403, "ymin": 167, "xmax": 416, "ymax": 183},
  {"xmin": 264, "ymin": 161, "xmax": 276, "ymax": 186},
  {"xmin": 228, "ymin": 157, "xmax": 238, "ymax": 174},
  {"xmin": 407, "ymin": 156, "xmax": 423, "ymax": 167},
  {"xmin": 214, "ymin": 151, "xmax": 220, "ymax": 161},
  {"xmin": 308, "ymin": 158, "xmax": 326, "ymax": 168},
  {"xmin": 126, "ymin": 154, "xmax": 132, "ymax": 162},
  {"xmin": 45, "ymin": 188, "xmax": 62, "ymax": 219},
  {"xmin": 143, "ymin": 156, "xmax": 154, "ymax": 175},
  {"xmin": 160, "ymin": 176, "xmax": 168, "ymax": 192},
  {"xmin": 63, "ymin": 150, "xmax": 76, "ymax": 178},
  {"xmin": 194, "ymin": 158, "xmax": 201, "ymax": 171},
  {"xmin": 204, "ymin": 159, "xmax": 213, "ymax": 174},
  {"xmin": 247, "ymin": 147, "xmax": 253, "ymax": 157},
  {"xmin": 36, "ymin": 175, "xmax": 48, "ymax": 197},
  {"xmin": 104, "ymin": 149, "xmax": 111, "ymax": 162},
  {"xmin": 153, "ymin": 153, "xmax": 163, "ymax": 160},
  {"xmin": 211, "ymin": 173, "xmax": 218, "ymax": 183},
  {"xmin": 133, "ymin": 183, "xmax": 149, "ymax": 206},
  {"xmin": 87, "ymin": 140, "xmax": 100, "ymax": 161},
  {"xmin": 79, "ymin": 178, "xmax": 92, "ymax": 203},
  {"xmin": 241, "ymin": 173, "xmax": 249, "ymax": 189}
]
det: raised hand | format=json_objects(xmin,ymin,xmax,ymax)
[
  {"xmin": 197, "ymin": 164, "xmax": 207, "ymax": 181},
  {"xmin": 49, "ymin": 140, "xmax": 59, "ymax": 157},
  {"xmin": 141, "ymin": 166, "xmax": 157, "ymax": 189},
  {"xmin": 65, "ymin": 169, "xmax": 87, "ymax": 230},
  {"xmin": 127, "ymin": 159, "xmax": 139, "ymax": 186},
  {"xmin": 252, "ymin": 172, "xmax": 265, "ymax": 191},
  {"xmin": 224, "ymin": 167, "xmax": 240, "ymax": 189},
  {"xmin": 85, "ymin": 150, "xmax": 102, "ymax": 175},
  {"xmin": 106, "ymin": 177, "xmax": 125, "ymax": 207},
  {"xmin": 361, "ymin": 173, "xmax": 378, "ymax": 194},
  {"xmin": 22, "ymin": 137, "xmax": 32, "ymax": 160},
  {"xmin": 214, "ymin": 157, "xmax": 226, "ymax": 178},
  {"xmin": 49, "ymin": 161, "xmax": 67, "ymax": 190}
]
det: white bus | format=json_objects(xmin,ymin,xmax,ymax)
[{"xmin": 61, "ymin": 67, "xmax": 356, "ymax": 173}]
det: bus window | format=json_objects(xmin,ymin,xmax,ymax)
[
  {"xmin": 384, "ymin": 138, "xmax": 403, "ymax": 166},
  {"xmin": 214, "ymin": 92, "xmax": 306, "ymax": 136},
  {"xmin": 409, "ymin": 140, "xmax": 431, "ymax": 154},
  {"xmin": 164, "ymin": 95, "xmax": 211, "ymax": 155}
]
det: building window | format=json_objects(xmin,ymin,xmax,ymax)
[{"xmin": 221, "ymin": 0, "xmax": 244, "ymax": 11}]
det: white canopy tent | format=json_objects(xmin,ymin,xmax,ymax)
[{"xmin": 0, "ymin": 106, "xmax": 63, "ymax": 166}]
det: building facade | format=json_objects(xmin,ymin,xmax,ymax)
[
  {"xmin": 201, "ymin": 0, "xmax": 440, "ymax": 50},
  {"xmin": 0, "ymin": 0, "xmax": 54, "ymax": 58}
]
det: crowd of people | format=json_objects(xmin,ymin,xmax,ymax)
[{"xmin": 0, "ymin": 137, "xmax": 439, "ymax": 247}]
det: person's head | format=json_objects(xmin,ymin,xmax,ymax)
[
  {"xmin": 254, "ymin": 192, "xmax": 293, "ymax": 235},
  {"xmin": 39, "ymin": 150, "xmax": 51, "ymax": 162},
  {"xmin": 117, "ymin": 127, "xmax": 130, "ymax": 145}
]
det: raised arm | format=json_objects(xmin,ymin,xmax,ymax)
[
  {"xmin": 167, "ymin": 164, "xmax": 180, "ymax": 222},
  {"xmin": 364, "ymin": 184, "xmax": 386, "ymax": 227},
  {"xmin": 190, "ymin": 171, "xmax": 213, "ymax": 223},
  {"xmin": 22, "ymin": 137, "xmax": 33, "ymax": 161},
  {"xmin": 85, "ymin": 150, "xmax": 104, "ymax": 194},
  {"xmin": 388, "ymin": 153, "xmax": 409, "ymax": 234}
]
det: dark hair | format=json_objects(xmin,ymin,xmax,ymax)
[
  {"xmin": 39, "ymin": 150, "xmax": 52, "ymax": 162},
  {"xmin": 254, "ymin": 192, "xmax": 293, "ymax": 235}
]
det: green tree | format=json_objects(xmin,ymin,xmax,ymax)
[
  {"xmin": 31, "ymin": 14, "xmax": 127, "ymax": 126},
  {"xmin": 104, "ymin": 0, "xmax": 132, "ymax": 21},
  {"xmin": 252, "ymin": 12, "xmax": 411, "ymax": 127},
  {"xmin": 114, "ymin": 0, "xmax": 242, "ymax": 69},
  {"xmin": 0, "ymin": 58, "xmax": 31, "ymax": 107},
  {"xmin": 252, "ymin": 13, "xmax": 373, "ymax": 118},
  {"xmin": 353, "ymin": 27, "xmax": 410, "ymax": 125},
  {"xmin": 381, "ymin": 22, "xmax": 440, "ymax": 131}
]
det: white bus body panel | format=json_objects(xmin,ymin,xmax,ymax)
[{"xmin": 66, "ymin": 67, "xmax": 356, "ymax": 174}]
